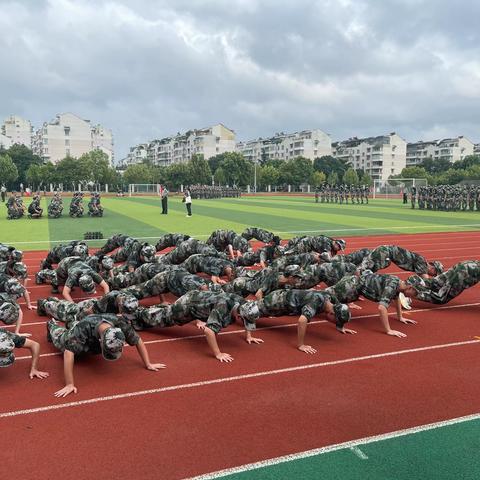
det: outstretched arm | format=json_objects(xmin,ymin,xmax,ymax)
[
  {"xmin": 54, "ymin": 350, "xmax": 77, "ymax": 397},
  {"xmin": 396, "ymin": 297, "xmax": 417, "ymax": 325},
  {"xmin": 204, "ymin": 327, "xmax": 233, "ymax": 362},
  {"xmin": 99, "ymin": 280, "xmax": 110, "ymax": 295},
  {"xmin": 23, "ymin": 339, "xmax": 49, "ymax": 379},
  {"xmin": 62, "ymin": 286, "xmax": 73, "ymax": 302},
  {"xmin": 378, "ymin": 304, "xmax": 406, "ymax": 338},
  {"xmin": 135, "ymin": 338, "xmax": 166, "ymax": 371}
]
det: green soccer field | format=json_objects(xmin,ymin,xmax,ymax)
[{"xmin": 2, "ymin": 195, "xmax": 480, "ymax": 250}]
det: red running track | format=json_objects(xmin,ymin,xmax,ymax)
[{"xmin": 2, "ymin": 231, "xmax": 480, "ymax": 480}]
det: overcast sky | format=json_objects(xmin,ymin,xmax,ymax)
[{"xmin": 1, "ymin": 0, "xmax": 479, "ymax": 161}]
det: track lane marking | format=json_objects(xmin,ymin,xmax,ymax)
[
  {"xmin": 183, "ymin": 412, "xmax": 480, "ymax": 479},
  {"xmin": 1, "ymin": 339, "xmax": 478, "ymax": 419},
  {"xmin": 11, "ymin": 301, "xmax": 480, "ymax": 359}
]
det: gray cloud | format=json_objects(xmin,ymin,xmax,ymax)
[{"xmin": 0, "ymin": 0, "xmax": 479, "ymax": 161}]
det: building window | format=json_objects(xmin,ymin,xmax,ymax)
[
  {"xmin": 64, "ymin": 127, "xmax": 70, "ymax": 136},
  {"xmin": 65, "ymin": 139, "xmax": 70, "ymax": 146},
  {"xmin": 66, "ymin": 149, "xmax": 70, "ymax": 156}
]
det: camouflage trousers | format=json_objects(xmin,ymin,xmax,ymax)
[
  {"xmin": 241, "ymin": 227, "xmax": 275, "ymax": 244},
  {"xmin": 47, "ymin": 320, "xmax": 68, "ymax": 351},
  {"xmin": 134, "ymin": 305, "xmax": 174, "ymax": 330}
]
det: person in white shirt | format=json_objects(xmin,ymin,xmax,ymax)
[{"xmin": 184, "ymin": 188, "xmax": 192, "ymax": 217}]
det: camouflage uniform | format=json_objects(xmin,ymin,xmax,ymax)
[
  {"xmin": 97, "ymin": 234, "xmax": 131, "ymax": 257},
  {"xmin": 358, "ymin": 245, "xmax": 433, "ymax": 275},
  {"xmin": 41, "ymin": 241, "xmax": 88, "ymax": 269},
  {"xmin": 181, "ymin": 254, "xmax": 234, "ymax": 277},
  {"xmin": 241, "ymin": 227, "xmax": 279, "ymax": 244},
  {"xmin": 48, "ymin": 193, "xmax": 63, "ymax": 218},
  {"xmin": 0, "ymin": 327, "xmax": 26, "ymax": 363},
  {"xmin": 54, "ymin": 257, "xmax": 104, "ymax": 289},
  {"xmin": 285, "ymin": 235, "xmax": 341, "ymax": 257},
  {"xmin": 108, "ymin": 262, "xmax": 173, "ymax": 289},
  {"xmin": 155, "ymin": 233, "xmax": 191, "ymax": 252},
  {"xmin": 310, "ymin": 262, "xmax": 357, "ymax": 287},
  {"xmin": 91, "ymin": 291, "xmax": 136, "ymax": 315},
  {"xmin": 326, "ymin": 273, "xmax": 400, "ymax": 307},
  {"xmin": 207, "ymin": 229, "xmax": 250, "ymax": 254},
  {"xmin": 124, "ymin": 242, "xmax": 156, "ymax": 269},
  {"xmin": 38, "ymin": 297, "xmax": 88, "ymax": 327},
  {"xmin": 235, "ymin": 245, "xmax": 279, "ymax": 267},
  {"xmin": 416, "ymin": 260, "xmax": 480, "ymax": 304},
  {"xmin": 0, "ymin": 260, "xmax": 28, "ymax": 280},
  {"xmin": 258, "ymin": 289, "xmax": 328, "ymax": 321},
  {"xmin": 0, "ymin": 292, "xmax": 20, "ymax": 325},
  {"xmin": 120, "ymin": 271, "xmax": 170, "ymax": 299},
  {"xmin": 48, "ymin": 314, "xmax": 140, "ymax": 355},
  {"xmin": 164, "ymin": 238, "xmax": 222, "ymax": 264},
  {"xmin": 331, "ymin": 248, "xmax": 372, "ymax": 266},
  {"xmin": 271, "ymin": 253, "xmax": 319, "ymax": 271}
]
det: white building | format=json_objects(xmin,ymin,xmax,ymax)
[
  {"xmin": 0, "ymin": 133, "xmax": 13, "ymax": 149},
  {"xmin": 236, "ymin": 129, "xmax": 331, "ymax": 163},
  {"xmin": 145, "ymin": 124, "xmax": 236, "ymax": 166},
  {"xmin": 474, "ymin": 144, "xmax": 480, "ymax": 156},
  {"xmin": 1, "ymin": 115, "xmax": 33, "ymax": 148},
  {"xmin": 122, "ymin": 143, "xmax": 148, "ymax": 166},
  {"xmin": 33, "ymin": 113, "xmax": 114, "ymax": 164},
  {"xmin": 332, "ymin": 132, "xmax": 407, "ymax": 181},
  {"xmin": 406, "ymin": 136, "xmax": 474, "ymax": 166}
]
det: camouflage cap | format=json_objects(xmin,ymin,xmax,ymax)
[
  {"xmin": 79, "ymin": 274, "xmax": 95, "ymax": 293},
  {"xmin": 141, "ymin": 244, "xmax": 156, "ymax": 260},
  {"xmin": 0, "ymin": 331, "xmax": 15, "ymax": 367},
  {"xmin": 234, "ymin": 266, "xmax": 247, "ymax": 277},
  {"xmin": 120, "ymin": 294, "xmax": 139, "ymax": 314},
  {"xmin": 284, "ymin": 265, "xmax": 302, "ymax": 277},
  {"xmin": 10, "ymin": 249, "xmax": 23, "ymax": 262},
  {"xmin": 333, "ymin": 303, "xmax": 351, "ymax": 329},
  {"xmin": 430, "ymin": 261, "xmax": 444, "ymax": 275},
  {"xmin": 0, "ymin": 301, "xmax": 19, "ymax": 324},
  {"xmin": 11, "ymin": 262, "xmax": 27, "ymax": 279},
  {"xmin": 73, "ymin": 243, "xmax": 88, "ymax": 257},
  {"xmin": 101, "ymin": 327, "xmax": 125, "ymax": 361},
  {"xmin": 405, "ymin": 275, "xmax": 426, "ymax": 289},
  {"xmin": 334, "ymin": 239, "xmax": 346, "ymax": 251},
  {"xmin": 101, "ymin": 255, "xmax": 114, "ymax": 270},
  {"xmin": 124, "ymin": 237, "xmax": 136, "ymax": 249},
  {"xmin": 5, "ymin": 278, "xmax": 25, "ymax": 297},
  {"xmin": 238, "ymin": 301, "xmax": 260, "ymax": 329}
]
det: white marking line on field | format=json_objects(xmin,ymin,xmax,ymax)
[
  {"xmin": 350, "ymin": 446, "xmax": 369, "ymax": 460},
  {"xmin": 183, "ymin": 412, "xmax": 480, "ymax": 480},
  {"xmin": 8, "ymin": 224, "xmax": 480, "ymax": 245},
  {"xmin": 11, "ymin": 301, "xmax": 480, "ymax": 358},
  {"xmin": 1, "ymin": 339, "xmax": 479, "ymax": 419}
]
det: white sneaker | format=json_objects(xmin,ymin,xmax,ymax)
[{"xmin": 399, "ymin": 292, "xmax": 412, "ymax": 310}]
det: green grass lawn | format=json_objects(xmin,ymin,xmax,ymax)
[{"xmin": 2, "ymin": 195, "xmax": 480, "ymax": 250}]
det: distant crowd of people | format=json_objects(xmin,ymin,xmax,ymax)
[
  {"xmin": 189, "ymin": 185, "xmax": 241, "ymax": 199},
  {"xmin": 315, "ymin": 184, "xmax": 370, "ymax": 204},
  {"xmin": 409, "ymin": 185, "xmax": 480, "ymax": 211},
  {"xmin": 3, "ymin": 190, "xmax": 103, "ymax": 219}
]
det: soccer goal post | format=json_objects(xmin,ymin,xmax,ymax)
[
  {"xmin": 373, "ymin": 178, "xmax": 428, "ymax": 199},
  {"xmin": 128, "ymin": 184, "xmax": 161, "ymax": 196}
]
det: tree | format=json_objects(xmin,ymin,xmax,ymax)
[
  {"xmin": 78, "ymin": 150, "xmax": 111, "ymax": 186},
  {"xmin": 165, "ymin": 163, "xmax": 192, "ymax": 189},
  {"xmin": 0, "ymin": 154, "xmax": 19, "ymax": 188},
  {"xmin": 327, "ymin": 171, "xmax": 338, "ymax": 185},
  {"xmin": 313, "ymin": 155, "xmax": 349, "ymax": 181},
  {"xmin": 217, "ymin": 152, "xmax": 254, "ymax": 187},
  {"xmin": 310, "ymin": 171, "xmax": 326, "ymax": 187},
  {"xmin": 360, "ymin": 172, "xmax": 373, "ymax": 186},
  {"xmin": 56, "ymin": 156, "xmax": 82, "ymax": 190},
  {"xmin": 122, "ymin": 164, "xmax": 154, "ymax": 185},
  {"xmin": 258, "ymin": 165, "xmax": 280, "ymax": 189},
  {"xmin": 214, "ymin": 167, "xmax": 226, "ymax": 185},
  {"xmin": 420, "ymin": 157, "xmax": 451, "ymax": 175},
  {"xmin": 26, "ymin": 164, "xmax": 42, "ymax": 189},
  {"xmin": 279, "ymin": 157, "xmax": 313, "ymax": 187},
  {"xmin": 343, "ymin": 168, "xmax": 359, "ymax": 185},
  {"xmin": 6, "ymin": 144, "xmax": 42, "ymax": 186},
  {"xmin": 188, "ymin": 154, "xmax": 212, "ymax": 185},
  {"xmin": 398, "ymin": 166, "xmax": 428, "ymax": 179},
  {"xmin": 452, "ymin": 155, "xmax": 480, "ymax": 170}
]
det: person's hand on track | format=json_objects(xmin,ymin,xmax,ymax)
[
  {"xmin": 216, "ymin": 352, "xmax": 233, "ymax": 362},
  {"xmin": 387, "ymin": 329, "xmax": 407, "ymax": 338},
  {"xmin": 54, "ymin": 384, "xmax": 77, "ymax": 397},
  {"xmin": 298, "ymin": 344, "xmax": 317, "ymax": 354},
  {"xmin": 146, "ymin": 363, "xmax": 167, "ymax": 371},
  {"xmin": 30, "ymin": 369, "xmax": 49, "ymax": 379}
]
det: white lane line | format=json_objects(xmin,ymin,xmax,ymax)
[
  {"xmin": 8, "ymin": 224, "xmax": 480, "ymax": 245},
  {"xmin": 11, "ymin": 301, "xmax": 480, "ymax": 358},
  {"xmin": 183, "ymin": 412, "xmax": 480, "ymax": 479},
  {"xmin": 350, "ymin": 446, "xmax": 369, "ymax": 460},
  {"xmin": 2, "ymin": 339, "xmax": 479, "ymax": 419}
]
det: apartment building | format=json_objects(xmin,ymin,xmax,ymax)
[
  {"xmin": 33, "ymin": 113, "xmax": 114, "ymax": 164},
  {"xmin": 1, "ymin": 115, "xmax": 33, "ymax": 148},
  {"xmin": 236, "ymin": 129, "xmax": 331, "ymax": 163},
  {"xmin": 0, "ymin": 133, "xmax": 13, "ymax": 149},
  {"xmin": 332, "ymin": 132, "xmax": 407, "ymax": 181},
  {"xmin": 123, "ymin": 143, "xmax": 148, "ymax": 166},
  {"xmin": 137, "ymin": 124, "xmax": 235, "ymax": 167},
  {"xmin": 406, "ymin": 136, "xmax": 474, "ymax": 166}
]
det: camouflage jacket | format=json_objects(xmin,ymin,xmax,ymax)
[
  {"xmin": 258, "ymin": 289, "xmax": 327, "ymax": 321},
  {"xmin": 181, "ymin": 254, "xmax": 233, "ymax": 277}
]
